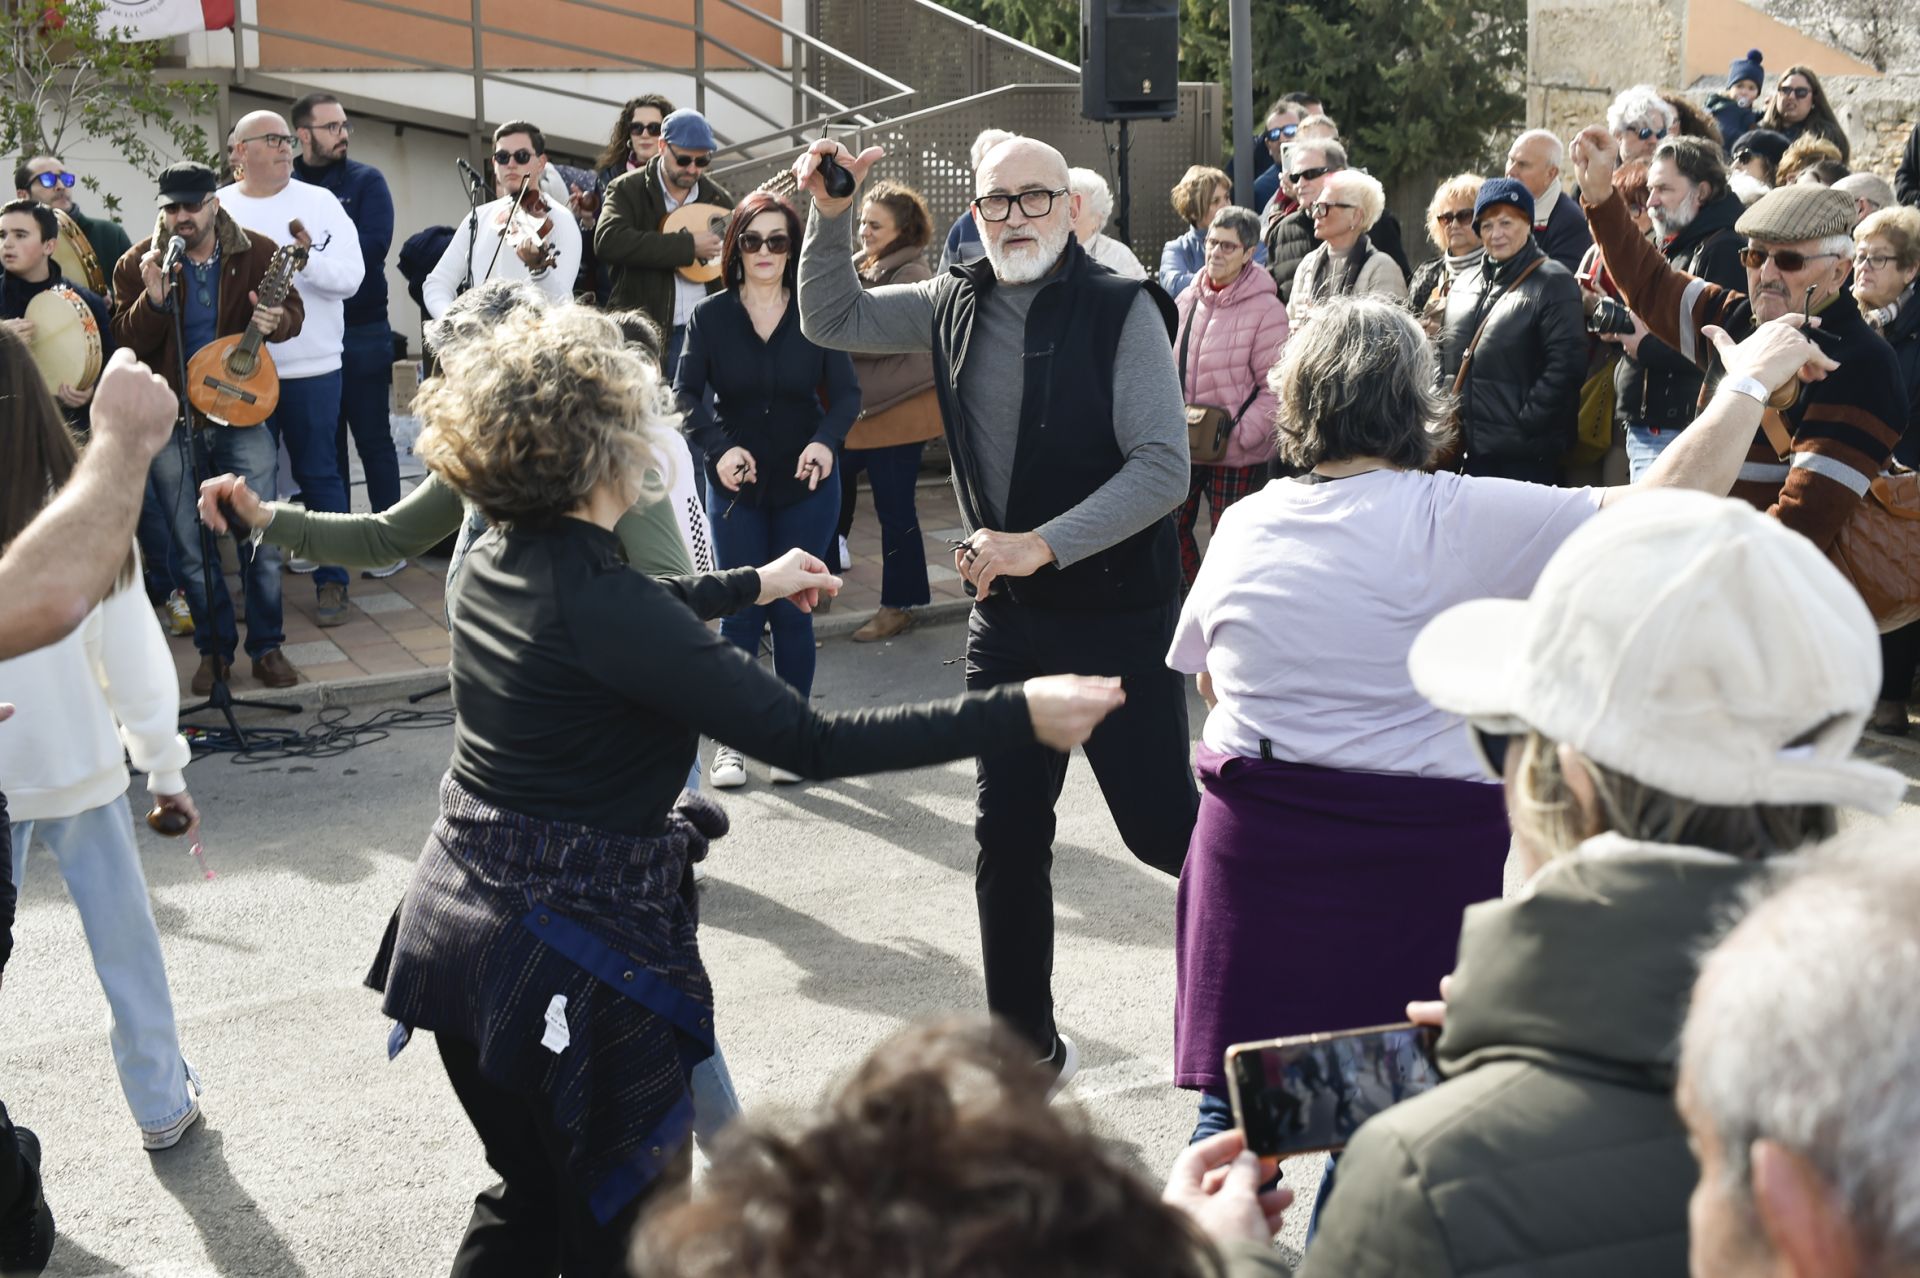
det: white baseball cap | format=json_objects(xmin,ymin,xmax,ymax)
[{"xmin": 1409, "ymin": 490, "xmax": 1906, "ymax": 814}]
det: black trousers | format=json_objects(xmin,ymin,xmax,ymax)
[
  {"xmin": 436, "ymin": 1034, "xmax": 689, "ymax": 1278},
  {"xmin": 1881, "ymin": 619, "xmax": 1920, "ymax": 702},
  {"xmin": 964, "ymin": 594, "xmax": 1198, "ymax": 1055}
]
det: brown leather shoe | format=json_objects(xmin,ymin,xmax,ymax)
[
  {"xmin": 851, "ymin": 606, "xmax": 914, "ymax": 643},
  {"xmin": 252, "ymin": 648, "xmax": 299, "ymax": 689},
  {"xmin": 190, "ymin": 655, "xmax": 230, "ymax": 697}
]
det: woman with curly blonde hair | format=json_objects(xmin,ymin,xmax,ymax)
[{"xmin": 372, "ymin": 303, "xmax": 1128, "ymax": 1274}]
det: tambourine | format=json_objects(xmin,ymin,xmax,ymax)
[
  {"xmin": 51, "ymin": 208, "xmax": 106, "ymax": 293},
  {"xmin": 24, "ymin": 284, "xmax": 103, "ymax": 395}
]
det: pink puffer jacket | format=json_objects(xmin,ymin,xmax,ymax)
[{"xmin": 1173, "ymin": 263, "xmax": 1291, "ymax": 469}]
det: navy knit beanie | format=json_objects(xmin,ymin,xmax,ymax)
[
  {"xmin": 1728, "ymin": 48, "xmax": 1765, "ymax": 90},
  {"xmin": 1473, "ymin": 176, "xmax": 1535, "ymax": 230}
]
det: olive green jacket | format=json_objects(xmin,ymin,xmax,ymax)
[
  {"xmin": 263, "ymin": 472, "xmax": 691, "ymax": 578},
  {"xmin": 594, "ymin": 159, "xmax": 734, "ymax": 335},
  {"xmin": 1291, "ymin": 836, "xmax": 1768, "ymax": 1278}
]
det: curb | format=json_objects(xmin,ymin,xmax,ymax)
[{"xmin": 812, "ymin": 596, "xmax": 974, "ymax": 640}]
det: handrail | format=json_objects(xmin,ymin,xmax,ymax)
[{"xmin": 893, "ymin": 0, "xmax": 1078, "ymax": 75}]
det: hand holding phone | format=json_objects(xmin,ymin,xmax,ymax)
[{"xmin": 1225, "ymin": 1022, "xmax": 1441, "ymax": 1158}]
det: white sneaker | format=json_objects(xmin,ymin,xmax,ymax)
[
  {"xmin": 692, "ymin": 861, "xmax": 709, "ymax": 885},
  {"xmin": 769, "ymin": 765, "xmax": 803, "ymax": 785},
  {"xmin": 1044, "ymin": 1033, "xmax": 1080, "ymax": 1102},
  {"xmin": 836, "ymin": 534, "xmax": 852, "ymax": 566},
  {"xmin": 710, "ymin": 748, "xmax": 747, "ymax": 789},
  {"xmin": 362, "ymin": 559, "xmax": 407, "ymax": 579},
  {"xmin": 287, "ymin": 557, "xmax": 318, "ymax": 574},
  {"xmin": 141, "ymin": 1097, "xmax": 202, "ymax": 1151}
]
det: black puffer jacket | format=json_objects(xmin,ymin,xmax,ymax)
[
  {"xmin": 1613, "ymin": 191, "xmax": 1746, "ymax": 432},
  {"xmin": 1263, "ymin": 209, "xmax": 1316, "ymax": 303},
  {"xmin": 1881, "ymin": 288, "xmax": 1920, "ymax": 468},
  {"xmin": 1438, "ymin": 239, "xmax": 1587, "ymax": 463}
]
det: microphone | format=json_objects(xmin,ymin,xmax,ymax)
[
  {"xmin": 456, "ymin": 157, "xmax": 486, "ymax": 193},
  {"xmin": 160, "ymin": 234, "xmax": 187, "ymax": 274}
]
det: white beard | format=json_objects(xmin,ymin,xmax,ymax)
[
  {"xmin": 1651, "ymin": 190, "xmax": 1701, "ymax": 239},
  {"xmin": 983, "ymin": 219, "xmax": 1072, "ymax": 284}
]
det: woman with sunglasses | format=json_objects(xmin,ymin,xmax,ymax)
[
  {"xmin": 579, "ymin": 95, "xmax": 676, "ymax": 303},
  {"xmin": 1408, "ymin": 173, "xmax": 1485, "ymax": 337},
  {"xmin": 422, "ymin": 121, "xmax": 580, "ymax": 318},
  {"xmin": 1759, "ymin": 65, "xmax": 1850, "ymax": 164},
  {"xmin": 1288, "ymin": 169, "xmax": 1406, "ymax": 330},
  {"xmin": 674, "ymin": 192, "xmax": 860, "ymax": 789}
]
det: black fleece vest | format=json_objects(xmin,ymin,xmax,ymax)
[{"xmin": 930, "ymin": 238, "xmax": 1179, "ymax": 611}]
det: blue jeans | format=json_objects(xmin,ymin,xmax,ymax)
[
  {"xmin": 689, "ymin": 1044, "xmax": 740, "ymax": 1153},
  {"xmin": 706, "ymin": 474, "xmax": 841, "ymax": 697},
  {"xmin": 137, "ymin": 470, "xmax": 185, "ymax": 603},
  {"xmin": 148, "ymin": 421, "xmax": 285, "ymax": 661},
  {"xmin": 842, "ymin": 442, "xmax": 930, "ymax": 609},
  {"xmin": 336, "ymin": 321, "xmax": 401, "ymax": 513},
  {"xmin": 11, "ymin": 799, "xmax": 195, "ymax": 1133},
  {"xmin": 1625, "ymin": 422, "xmax": 1681, "ymax": 482},
  {"xmin": 268, "ymin": 370, "xmax": 349, "ymax": 591}
]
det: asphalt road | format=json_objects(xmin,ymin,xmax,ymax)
[{"xmin": 5, "ymin": 615, "xmax": 1916, "ymax": 1276}]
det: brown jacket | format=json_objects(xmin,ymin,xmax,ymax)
[
  {"xmin": 111, "ymin": 208, "xmax": 304, "ymax": 397},
  {"xmin": 845, "ymin": 246, "xmax": 940, "ymax": 450}
]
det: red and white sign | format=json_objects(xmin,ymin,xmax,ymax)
[{"xmin": 100, "ymin": 0, "xmax": 235, "ymax": 39}]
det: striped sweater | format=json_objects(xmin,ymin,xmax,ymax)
[{"xmin": 1586, "ymin": 194, "xmax": 1908, "ymax": 549}]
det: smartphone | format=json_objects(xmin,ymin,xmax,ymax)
[{"xmin": 1225, "ymin": 1022, "xmax": 1442, "ymax": 1158}]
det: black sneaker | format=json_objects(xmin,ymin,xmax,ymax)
[{"xmin": 0, "ymin": 1126, "xmax": 55, "ymax": 1275}]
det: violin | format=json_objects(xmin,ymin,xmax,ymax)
[{"xmin": 501, "ymin": 175, "xmax": 559, "ymax": 273}]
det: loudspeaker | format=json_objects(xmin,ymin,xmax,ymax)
[{"xmin": 1080, "ymin": 0, "xmax": 1179, "ymax": 122}]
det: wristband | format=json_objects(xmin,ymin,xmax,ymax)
[{"xmin": 1718, "ymin": 376, "xmax": 1770, "ymax": 405}]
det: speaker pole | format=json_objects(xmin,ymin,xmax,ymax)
[
  {"xmin": 1230, "ymin": 0, "xmax": 1254, "ymax": 208},
  {"xmin": 1116, "ymin": 119, "xmax": 1132, "ymax": 248}
]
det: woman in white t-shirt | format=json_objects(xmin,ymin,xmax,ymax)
[{"xmin": 1166, "ymin": 296, "xmax": 1833, "ymax": 1147}]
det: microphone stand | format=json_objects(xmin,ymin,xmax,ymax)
[{"xmin": 167, "ymin": 255, "xmax": 303, "ymax": 745}]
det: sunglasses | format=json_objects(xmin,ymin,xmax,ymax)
[
  {"xmin": 1308, "ymin": 201, "xmax": 1357, "ymax": 218},
  {"xmin": 1621, "ymin": 125, "xmax": 1668, "ymax": 142},
  {"xmin": 1287, "ymin": 164, "xmax": 1335, "ymax": 184},
  {"xmin": 1260, "ymin": 123, "xmax": 1300, "ymax": 142},
  {"xmin": 1731, "ymin": 149, "xmax": 1758, "ymax": 164},
  {"xmin": 1740, "ymin": 246, "xmax": 1842, "ymax": 272},
  {"xmin": 629, "ymin": 121, "xmax": 664, "ymax": 137},
  {"xmin": 670, "ymin": 150, "xmax": 713, "ymax": 168},
  {"xmin": 493, "ymin": 148, "xmax": 537, "ymax": 166},
  {"xmin": 1437, "ymin": 209, "xmax": 1476, "ymax": 227},
  {"xmin": 1469, "ymin": 724, "xmax": 1512, "ymax": 780},
  {"xmin": 162, "ymin": 197, "xmax": 210, "ymax": 215},
  {"xmin": 1777, "ymin": 85, "xmax": 1812, "ymax": 99},
  {"xmin": 737, "ymin": 231, "xmax": 791, "ymax": 254},
  {"xmin": 32, "ymin": 172, "xmax": 76, "ymax": 189}
]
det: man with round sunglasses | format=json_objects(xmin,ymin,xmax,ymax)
[
  {"xmin": 423, "ymin": 119, "xmax": 580, "ymax": 322},
  {"xmin": 1574, "ymin": 127, "xmax": 1907, "ymax": 552},
  {"xmin": 13, "ymin": 156, "xmax": 134, "ymax": 281},
  {"xmin": 596, "ymin": 107, "xmax": 735, "ymax": 377},
  {"xmin": 1249, "ymin": 97, "xmax": 1305, "ymax": 218}
]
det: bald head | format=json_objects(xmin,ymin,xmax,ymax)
[
  {"xmin": 230, "ymin": 110, "xmax": 296, "ymax": 195},
  {"xmin": 971, "ymin": 137, "xmax": 1079, "ymax": 285},
  {"xmin": 976, "ymin": 137, "xmax": 1071, "ymax": 199}
]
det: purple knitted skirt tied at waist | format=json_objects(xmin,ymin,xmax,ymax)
[{"xmin": 1175, "ymin": 743, "xmax": 1510, "ymax": 1093}]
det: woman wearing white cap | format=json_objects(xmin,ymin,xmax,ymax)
[
  {"xmin": 1278, "ymin": 488, "xmax": 1906, "ymax": 1276},
  {"xmin": 1167, "ymin": 297, "xmax": 1833, "ymax": 1155}
]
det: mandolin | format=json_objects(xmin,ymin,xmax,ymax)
[
  {"xmin": 661, "ymin": 152, "xmax": 853, "ymax": 284},
  {"xmin": 185, "ymin": 224, "xmax": 310, "ymax": 427}
]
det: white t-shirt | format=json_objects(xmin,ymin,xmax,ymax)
[
  {"xmin": 1168, "ymin": 469, "xmax": 1602, "ymax": 781},
  {"xmin": 662, "ymin": 178, "xmax": 710, "ymax": 329}
]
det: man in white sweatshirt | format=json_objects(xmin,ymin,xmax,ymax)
[
  {"xmin": 219, "ymin": 110, "xmax": 365, "ymax": 627},
  {"xmin": 422, "ymin": 119, "xmax": 581, "ymax": 320}
]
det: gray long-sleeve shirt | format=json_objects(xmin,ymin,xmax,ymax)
[{"xmin": 798, "ymin": 205, "xmax": 1189, "ymax": 571}]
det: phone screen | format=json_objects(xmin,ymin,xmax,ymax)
[{"xmin": 1226, "ymin": 1022, "xmax": 1442, "ymax": 1158}]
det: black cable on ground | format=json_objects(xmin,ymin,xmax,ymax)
[{"xmin": 184, "ymin": 704, "xmax": 455, "ymax": 765}]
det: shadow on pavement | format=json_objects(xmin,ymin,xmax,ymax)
[{"xmin": 150, "ymin": 1125, "xmax": 310, "ymax": 1278}]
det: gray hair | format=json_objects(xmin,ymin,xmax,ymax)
[
  {"xmin": 1067, "ymin": 167, "xmax": 1114, "ymax": 228},
  {"xmin": 1608, "ymin": 84, "xmax": 1678, "ymax": 138},
  {"xmin": 1284, "ymin": 138, "xmax": 1348, "ymax": 173},
  {"xmin": 424, "ymin": 279, "xmax": 552, "ymax": 354},
  {"xmin": 1325, "ymin": 170, "xmax": 1386, "ymax": 230},
  {"xmin": 1270, "ymin": 297, "xmax": 1452, "ymax": 470},
  {"xmin": 1296, "ymin": 112, "xmax": 1340, "ymax": 139},
  {"xmin": 1834, "ymin": 172, "xmax": 1895, "ymax": 214},
  {"xmin": 1682, "ymin": 824, "xmax": 1920, "ymax": 1268},
  {"xmin": 1514, "ymin": 127, "xmax": 1565, "ymax": 171},
  {"xmin": 1209, "ymin": 205, "xmax": 1261, "ymax": 250},
  {"xmin": 969, "ymin": 128, "xmax": 1017, "ymax": 171}
]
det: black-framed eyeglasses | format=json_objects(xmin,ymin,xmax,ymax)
[
  {"xmin": 1308, "ymin": 201, "xmax": 1356, "ymax": 218},
  {"xmin": 1777, "ymin": 85, "xmax": 1812, "ymax": 99},
  {"xmin": 161, "ymin": 197, "xmax": 210, "ymax": 215},
  {"xmin": 306, "ymin": 120, "xmax": 353, "ymax": 137},
  {"xmin": 1260, "ymin": 123, "xmax": 1300, "ymax": 143},
  {"xmin": 1287, "ymin": 164, "xmax": 1335, "ymax": 184},
  {"xmin": 1731, "ymin": 149, "xmax": 1756, "ymax": 164},
  {"xmin": 1437, "ymin": 209, "xmax": 1476, "ymax": 227},
  {"xmin": 31, "ymin": 172, "xmax": 76, "ymax": 189},
  {"xmin": 630, "ymin": 120, "xmax": 664, "ymax": 137},
  {"xmin": 972, "ymin": 187, "xmax": 1067, "ymax": 221},
  {"xmin": 1469, "ymin": 725, "xmax": 1512, "ymax": 780},
  {"xmin": 1740, "ymin": 245, "xmax": 1840, "ymax": 272},
  {"xmin": 737, "ymin": 231, "xmax": 791, "ymax": 255},
  {"xmin": 241, "ymin": 132, "xmax": 297, "ymax": 150},
  {"xmin": 670, "ymin": 150, "xmax": 712, "ymax": 168},
  {"xmin": 1854, "ymin": 252, "xmax": 1900, "ymax": 270},
  {"xmin": 493, "ymin": 148, "xmax": 537, "ymax": 166}
]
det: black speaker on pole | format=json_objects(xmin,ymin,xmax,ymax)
[{"xmin": 1080, "ymin": 0, "xmax": 1179, "ymax": 122}]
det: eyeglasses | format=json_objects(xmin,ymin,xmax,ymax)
[
  {"xmin": 1437, "ymin": 209, "xmax": 1476, "ymax": 227},
  {"xmin": 1740, "ymin": 246, "xmax": 1841, "ymax": 272},
  {"xmin": 1854, "ymin": 252, "xmax": 1900, "ymax": 270},
  {"xmin": 1620, "ymin": 125, "xmax": 1668, "ymax": 142},
  {"xmin": 670, "ymin": 150, "xmax": 712, "ymax": 168},
  {"xmin": 306, "ymin": 120, "xmax": 353, "ymax": 137},
  {"xmin": 972, "ymin": 187, "xmax": 1067, "ymax": 221},
  {"xmin": 1260, "ymin": 123, "xmax": 1300, "ymax": 143},
  {"xmin": 630, "ymin": 121, "xmax": 664, "ymax": 137},
  {"xmin": 1731, "ymin": 149, "xmax": 1757, "ymax": 165},
  {"xmin": 1287, "ymin": 164, "xmax": 1335, "ymax": 184},
  {"xmin": 493, "ymin": 148, "xmax": 537, "ymax": 166},
  {"xmin": 1777, "ymin": 85, "xmax": 1812, "ymax": 99},
  {"xmin": 31, "ymin": 172, "xmax": 76, "ymax": 189},
  {"xmin": 737, "ymin": 231, "xmax": 791, "ymax": 254},
  {"xmin": 1308, "ymin": 201, "xmax": 1356, "ymax": 218},
  {"xmin": 241, "ymin": 133, "xmax": 297, "ymax": 150},
  {"xmin": 1203, "ymin": 237, "xmax": 1245, "ymax": 254},
  {"xmin": 161, "ymin": 197, "xmax": 210, "ymax": 214}
]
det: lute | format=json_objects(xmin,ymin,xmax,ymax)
[
  {"xmin": 185, "ymin": 221, "xmax": 311, "ymax": 427},
  {"xmin": 661, "ymin": 152, "xmax": 854, "ymax": 283}
]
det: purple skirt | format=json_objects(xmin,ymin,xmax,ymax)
[{"xmin": 1174, "ymin": 744, "xmax": 1510, "ymax": 1091}]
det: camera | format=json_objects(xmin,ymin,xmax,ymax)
[{"xmin": 1588, "ymin": 296, "xmax": 1637, "ymax": 337}]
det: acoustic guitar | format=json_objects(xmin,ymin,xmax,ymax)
[
  {"xmin": 659, "ymin": 152, "xmax": 853, "ymax": 283},
  {"xmin": 185, "ymin": 225, "xmax": 309, "ymax": 427}
]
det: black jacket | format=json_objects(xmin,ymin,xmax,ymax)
[
  {"xmin": 1882, "ymin": 289, "xmax": 1920, "ymax": 468},
  {"xmin": 930, "ymin": 236, "xmax": 1180, "ymax": 611},
  {"xmin": 1439, "ymin": 240, "xmax": 1587, "ymax": 464},
  {"xmin": 1899, "ymin": 122, "xmax": 1920, "ymax": 209},
  {"xmin": 1613, "ymin": 191, "xmax": 1746, "ymax": 432},
  {"xmin": 1263, "ymin": 208, "xmax": 1316, "ymax": 304}
]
